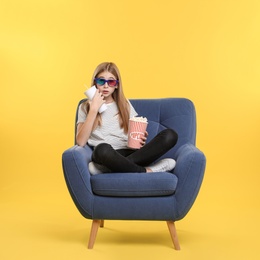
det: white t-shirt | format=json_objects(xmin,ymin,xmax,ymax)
[{"xmin": 77, "ymin": 101, "xmax": 138, "ymax": 149}]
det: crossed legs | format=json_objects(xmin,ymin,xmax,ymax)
[{"xmin": 91, "ymin": 129, "xmax": 178, "ymax": 173}]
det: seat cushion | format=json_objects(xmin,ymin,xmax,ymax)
[{"xmin": 90, "ymin": 172, "xmax": 178, "ymax": 197}]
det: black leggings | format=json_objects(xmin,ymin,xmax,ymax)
[{"xmin": 91, "ymin": 129, "xmax": 178, "ymax": 173}]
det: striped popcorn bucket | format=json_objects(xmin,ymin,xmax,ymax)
[{"xmin": 127, "ymin": 119, "xmax": 148, "ymax": 149}]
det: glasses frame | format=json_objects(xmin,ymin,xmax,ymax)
[{"xmin": 94, "ymin": 78, "xmax": 119, "ymax": 87}]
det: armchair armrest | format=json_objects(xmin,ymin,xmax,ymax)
[
  {"xmin": 62, "ymin": 145, "xmax": 94, "ymax": 219},
  {"xmin": 173, "ymin": 143, "xmax": 206, "ymax": 220}
]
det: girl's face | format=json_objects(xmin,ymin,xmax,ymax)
[{"xmin": 95, "ymin": 71, "xmax": 118, "ymax": 102}]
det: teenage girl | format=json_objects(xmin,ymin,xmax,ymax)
[{"xmin": 76, "ymin": 62, "xmax": 178, "ymax": 174}]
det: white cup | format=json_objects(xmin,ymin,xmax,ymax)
[{"xmin": 84, "ymin": 86, "xmax": 107, "ymax": 113}]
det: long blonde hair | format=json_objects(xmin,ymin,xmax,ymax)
[{"xmin": 83, "ymin": 62, "xmax": 130, "ymax": 133}]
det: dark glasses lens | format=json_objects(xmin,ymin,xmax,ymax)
[{"xmin": 95, "ymin": 78, "xmax": 118, "ymax": 87}]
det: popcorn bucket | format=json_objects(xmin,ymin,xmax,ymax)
[{"xmin": 127, "ymin": 118, "xmax": 148, "ymax": 149}]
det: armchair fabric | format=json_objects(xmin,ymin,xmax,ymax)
[{"xmin": 62, "ymin": 98, "xmax": 206, "ymax": 249}]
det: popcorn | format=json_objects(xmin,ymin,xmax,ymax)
[
  {"xmin": 129, "ymin": 116, "xmax": 148, "ymax": 123},
  {"xmin": 128, "ymin": 116, "xmax": 148, "ymax": 149}
]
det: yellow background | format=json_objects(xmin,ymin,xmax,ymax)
[{"xmin": 1, "ymin": 0, "xmax": 259, "ymax": 259}]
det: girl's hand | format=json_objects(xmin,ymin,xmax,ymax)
[
  {"xmin": 89, "ymin": 89, "xmax": 105, "ymax": 113},
  {"xmin": 140, "ymin": 131, "xmax": 148, "ymax": 147}
]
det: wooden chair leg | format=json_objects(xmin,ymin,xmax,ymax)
[
  {"xmin": 88, "ymin": 220, "xmax": 101, "ymax": 249},
  {"xmin": 166, "ymin": 221, "xmax": 181, "ymax": 250},
  {"xmin": 100, "ymin": 220, "xmax": 104, "ymax": 228}
]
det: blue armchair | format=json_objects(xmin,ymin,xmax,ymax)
[{"xmin": 62, "ymin": 98, "xmax": 206, "ymax": 250}]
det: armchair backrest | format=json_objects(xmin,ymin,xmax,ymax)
[{"xmin": 75, "ymin": 98, "xmax": 197, "ymax": 157}]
